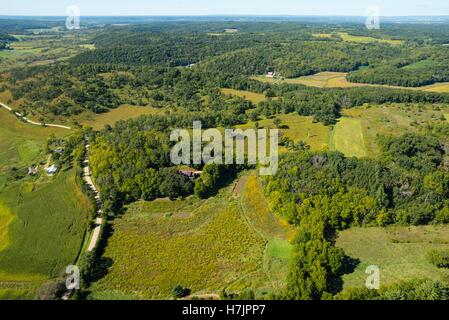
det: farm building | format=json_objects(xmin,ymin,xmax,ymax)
[
  {"xmin": 28, "ymin": 166, "xmax": 38, "ymax": 176},
  {"xmin": 46, "ymin": 164, "xmax": 58, "ymax": 175},
  {"xmin": 266, "ymin": 71, "xmax": 276, "ymax": 78},
  {"xmin": 179, "ymin": 169, "xmax": 202, "ymax": 178}
]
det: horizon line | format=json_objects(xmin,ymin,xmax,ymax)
[{"xmin": 2, "ymin": 14, "xmax": 449, "ymax": 18}]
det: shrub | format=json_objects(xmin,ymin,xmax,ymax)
[{"xmin": 427, "ymin": 250, "xmax": 449, "ymax": 268}]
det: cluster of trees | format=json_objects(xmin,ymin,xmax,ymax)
[
  {"xmin": 264, "ymin": 127, "xmax": 449, "ymax": 299},
  {"xmin": 0, "ymin": 33, "xmax": 17, "ymax": 50},
  {"xmin": 336, "ymin": 279, "xmax": 449, "ymax": 300}
]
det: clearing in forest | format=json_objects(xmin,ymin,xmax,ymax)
[
  {"xmin": 331, "ymin": 117, "xmax": 367, "ymax": 158},
  {"xmin": 89, "ymin": 175, "xmax": 294, "ymax": 300},
  {"xmin": 337, "ymin": 225, "xmax": 449, "ymax": 289},
  {"xmin": 221, "ymin": 88, "xmax": 267, "ymax": 104}
]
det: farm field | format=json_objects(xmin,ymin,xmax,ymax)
[
  {"xmin": 337, "ymin": 225, "xmax": 449, "ymax": 289},
  {"xmin": 0, "ymin": 107, "xmax": 90, "ymax": 299},
  {"xmin": 252, "ymin": 72, "xmax": 449, "ymax": 92},
  {"xmin": 89, "ymin": 175, "xmax": 294, "ymax": 300},
  {"xmin": 342, "ymin": 103, "xmax": 449, "ymax": 156},
  {"xmin": 330, "ymin": 117, "xmax": 367, "ymax": 158},
  {"xmin": 76, "ymin": 104, "xmax": 164, "ymax": 130},
  {"xmin": 235, "ymin": 113, "xmax": 330, "ymax": 152},
  {"xmin": 338, "ymin": 32, "xmax": 403, "ymax": 45},
  {"xmin": 221, "ymin": 88, "xmax": 267, "ymax": 104}
]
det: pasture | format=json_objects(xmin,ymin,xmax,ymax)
[
  {"xmin": 76, "ymin": 104, "xmax": 164, "ymax": 130},
  {"xmin": 253, "ymin": 72, "xmax": 449, "ymax": 93},
  {"xmin": 0, "ymin": 107, "xmax": 89, "ymax": 299},
  {"xmin": 338, "ymin": 32, "xmax": 403, "ymax": 45},
  {"xmin": 342, "ymin": 103, "xmax": 449, "ymax": 155},
  {"xmin": 89, "ymin": 175, "xmax": 294, "ymax": 299},
  {"xmin": 330, "ymin": 117, "xmax": 367, "ymax": 158},
  {"xmin": 221, "ymin": 88, "xmax": 267, "ymax": 104},
  {"xmin": 337, "ymin": 225, "xmax": 449, "ymax": 289},
  {"xmin": 235, "ymin": 113, "xmax": 330, "ymax": 152}
]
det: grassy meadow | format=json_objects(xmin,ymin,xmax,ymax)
[
  {"xmin": 330, "ymin": 117, "xmax": 367, "ymax": 158},
  {"xmin": 253, "ymin": 72, "xmax": 449, "ymax": 93},
  {"xmin": 0, "ymin": 107, "xmax": 90, "ymax": 299},
  {"xmin": 337, "ymin": 225, "xmax": 449, "ymax": 289},
  {"xmin": 76, "ymin": 105, "xmax": 164, "ymax": 130},
  {"xmin": 221, "ymin": 88, "xmax": 267, "ymax": 104},
  {"xmin": 90, "ymin": 175, "xmax": 294, "ymax": 299},
  {"xmin": 235, "ymin": 113, "xmax": 330, "ymax": 152}
]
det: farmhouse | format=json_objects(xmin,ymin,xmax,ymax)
[
  {"xmin": 46, "ymin": 164, "xmax": 58, "ymax": 175},
  {"xmin": 266, "ymin": 71, "xmax": 276, "ymax": 78},
  {"xmin": 28, "ymin": 166, "xmax": 38, "ymax": 176}
]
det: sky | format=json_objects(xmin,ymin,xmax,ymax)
[{"xmin": 1, "ymin": 0, "xmax": 449, "ymax": 17}]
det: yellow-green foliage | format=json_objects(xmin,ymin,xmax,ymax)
[
  {"xmin": 343, "ymin": 104, "xmax": 449, "ymax": 156},
  {"xmin": 445, "ymin": 114, "xmax": 449, "ymax": 122},
  {"xmin": 0, "ymin": 108, "xmax": 89, "ymax": 298},
  {"xmin": 221, "ymin": 88, "xmax": 267, "ymax": 104},
  {"xmin": 331, "ymin": 117, "xmax": 367, "ymax": 158},
  {"xmin": 337, "ymin": 225, "xmax": 449, "ymax": 289},
  {"xmin": 338, "ymin": 32, "xmax": 403, "ymax": 45},
  {"xmin": 91, "ymin": 175, "xmax": 293, "ymax": 299},
  {"xmin": 77, "ymin": 104, "xmax": 164, "ymax": 130},
  {"xmin": 0, "ymin": 204, "xmax": 14, "ymax": 252},
  {"xmin": 236, "ymin": 113, "xmax": 330, "ymax": 152},
  {"xmin": 0, "ymin": 170, "xmax": 90, "ymax": 276}
]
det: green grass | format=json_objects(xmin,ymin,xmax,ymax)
[
  {"xmin": 90, "ymin": 175, "xmax": 293, "ymax": 299},
  {"xmin": 221, "ymin": 88, "xmax": 267, "ymax": 104},
  {"xmin": 338, "ymin": 32, "xmax": 403, "ymax": 45},
  {"xmin": 445, "ymin": 114, "xmax": 449, "ymax": 122},
  {"xmin": 331, "ymin": 117, "xmax": 367, "ymax": 158},
  {"xmin": 336, "ymin": 225, "xmax": 449, "ymax": 289},
  {"xmin": 343, "ymin": 104, "xmax": 449, "ymax": 156},
  {"xmin": 236, "ymin": 113, "xmax": 330, "ymax": 152},
  {"xmin": 402, "ymin": 59, "xmax": 438, "ymax": 70},
  {"xmin": 0, "ymin": 107, "xmax": 89, "ymax": 299},
  {"xmin": 77, "ymin": 104, "xmax": 164, "ymax": 130}
]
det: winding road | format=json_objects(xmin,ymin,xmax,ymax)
[
  {"xmin": 83, "ymin": 143, "xmax": 104, "ymax": 252},
  {"xmin": 1, "ymin": 100, "xmax": 103, "ymax": 253},
  {"xmin": 0, "ymin": 101, "xmax": 72, "ymax": 130}
]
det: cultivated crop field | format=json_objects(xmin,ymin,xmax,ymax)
[
  {"xmin": 0, "ymin": 107, "xmax": 90, "ymax": 299},
  {"xmin": 90, "ymin": 175, "xmax": 294, "ymax": 299},
  {"xmin": 337, "ymin": 225, "xmax": 449, "ymax": 289}
]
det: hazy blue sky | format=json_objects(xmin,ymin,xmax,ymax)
[{"xmin": 1, "ymin": 0, "xmax": 449, "ymax": 16}]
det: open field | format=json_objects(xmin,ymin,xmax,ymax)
[
  {"xmin": 252, "ymin": 72, "xmax": 449, "ymax": 92},
  {"xmin": 0, "ymin": 169, "xmax": 91, "ymax": 299},
  {"xmin": 221, "ymin": 88, "xmax": 267, "ymax": 104},
  {"xmin": 338, "ymin": 32, "xmax": 403, "ymax": 45},
  {"xmin": 342, "ymin": 103, "xmax": 449, "ymax": 156},
  {"xmin": 90, "ymin": 175, "xmax": 294, "ymax": 299},
  {"xmin": 0, "ymin": 107, "xmax": 68, "ymax": 172},
  {"xmin": 0, "ymin": 106, "xmax": 89, "ymax": 299},
  {"xmin": 76, "ymin": 105, "xmax": 164, "ymax": 130},
  {"xmin": 235, "ymin": 113, "xmax": 330, "ymax": 152},
  {"xmin": 330, "ymin": 117, "xmax": 367, "ymax": 158},
  {"xmin": 337, "ymin": 225, "xmax": 449, "ymax": 289}
]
